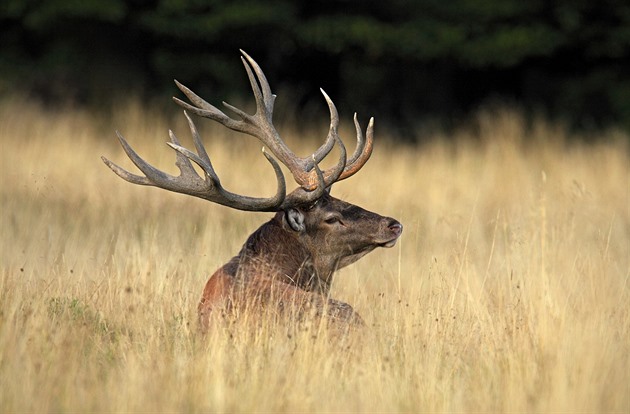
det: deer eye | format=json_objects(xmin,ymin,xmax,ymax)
[{"xmin": 324, "ymin": 215, "xmax": 342, "ymax": 225}]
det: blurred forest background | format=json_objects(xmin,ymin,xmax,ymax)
[{"xmin": 1, "ymin": 0, "xmax": 629, "ymax": 137}]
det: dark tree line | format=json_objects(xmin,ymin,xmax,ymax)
[{"xmin": 2, "ymin": 0, "xmax": 629, "ymax": 135}]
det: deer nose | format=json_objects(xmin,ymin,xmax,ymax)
[{"xmin": 388, "ymin": 221, "xmax": 403, "ymax": 237}]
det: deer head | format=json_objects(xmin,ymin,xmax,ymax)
[{"xmin": 278, "ymin": 193, "xmax": 402, "ymax": 290}]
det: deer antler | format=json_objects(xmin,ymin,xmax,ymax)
[
  {"xmin": 101, "ymin": 111, "xmax": 288, "ymax": 211},
  {"xmin": 102, "ymin": 50, "xmax": 374, "ymax": 210},
  {"xmin": 174, "ymin": 50, "xmax": 373, "ymax": 191}
]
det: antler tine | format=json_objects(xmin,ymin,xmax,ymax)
[
  {"xmin": 284, "ymin": 89, "xmax": 339, "ymax": 176},
  {"xmin": 111, "ymin": 131, "xmax": 171, "ymax": 184},
  {"xmin": 102, "ymin": 132, "xmax": 154, "ymax": 185},
  {"xmin": 173, "ymin": 80, "xmax": 256, "ymax": 138},
  {"xmin": 348, "ymin": 113, "xmax": 366, "ymax": 165},
  {"xmin": 167, "ymin": 116, "xmax": 219, "ymax": 185},
  {"xmin": 310, "ymin": 88, "xmax": 340, "ymax": 166},
  {"xmin": 101, "ymin": 157, "xmax": 151, "ymax": 186},
  {"xmin": 168, "ymin": 128, "xmax": 201, "ymax": 179},
  {"xmin": 239, "ymin": 49, "xmax": 275, "ymax": 117},
  {"xmin": 308, "ymin": 89, "xmax": 348, "ymax": 189},
  {"xmin": 183, "ymin": 111, "xmax": 217, "ymax": 180},
  {"xmin": 337, "ymin": 116, "xmax": 374, "ymax": 181}
]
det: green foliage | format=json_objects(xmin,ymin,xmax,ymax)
[
  {"xmin": 1, "ymin": 0, "xmax": 628, "ymax": 131},
  {"xmin": 13, "ymin": 0, "xmax": 126, "ymax": 29}
]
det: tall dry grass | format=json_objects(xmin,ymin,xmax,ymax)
[{"xmin": 0, "ymin": 97, "xmax": 628, "ymax": 412}]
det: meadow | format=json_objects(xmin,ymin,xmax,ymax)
[{"xmin": 0, "ymin": 97, "xmax": 628, "ymax": 412}]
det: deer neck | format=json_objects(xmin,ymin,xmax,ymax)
[{"xmin": 233, "ymin": 216, "xmax": 333, "ymax": 296}]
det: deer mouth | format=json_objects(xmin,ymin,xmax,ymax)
[{"xmin": 380, "ymin": 239, "xmax": 398, "ymax": 248}]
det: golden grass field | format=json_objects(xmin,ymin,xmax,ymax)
[{"xmin": 1, "ymin": 97, "xmax": 628, "ymax": 412}]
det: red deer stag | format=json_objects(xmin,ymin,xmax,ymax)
[{"xmin": 102, "ymin": 51, "xmax": 402, "ymax": 331}]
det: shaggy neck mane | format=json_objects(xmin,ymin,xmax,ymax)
[{"xmin": 226, "ymin": 213, "xmax": 332, "ymax": 295}]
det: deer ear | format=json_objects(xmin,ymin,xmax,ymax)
[
  {"xmin": 325, "ymin": 185, "xmax": 332, "ymax": 195},
  {"xmin": 285, "ymin": 208, "xmax": 305, "ymax": 232}
]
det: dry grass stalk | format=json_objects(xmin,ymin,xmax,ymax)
[{"xmin": 0, "ymin": 99, "xmax": 628, "ymax": 412}]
